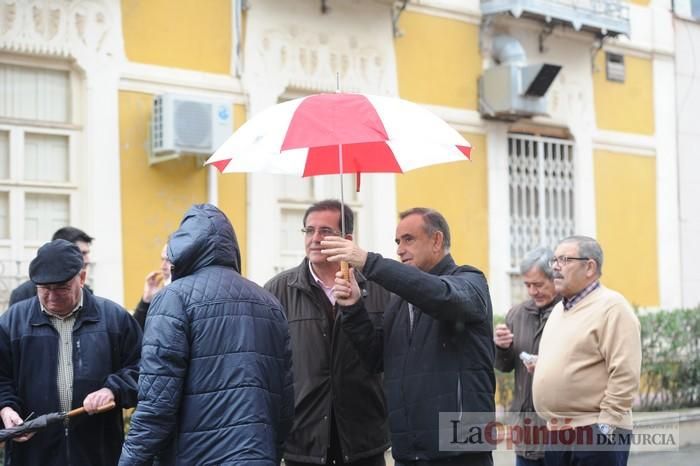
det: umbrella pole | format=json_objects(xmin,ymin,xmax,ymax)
[
  {"xmin": 339, "ymin": 143, "xmax": 350, "ymax": 281},
  {"xmin": 65, "ymin": 401, "xmax": 116, "ymax": 418},
  {"xmin": 336, "ymin": 73, "xmax": 350, "ymax": 281}
]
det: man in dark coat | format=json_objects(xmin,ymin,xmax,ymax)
[
  {"xmin": 9, "ymin": 226, "xmax": 94, "ymax": 306},
  {"xmin": 0, "ymin": 239, "xmax": 142, "ymax": 466},
  {"xmin": 325, "ymin": 207, "xmax": 495, "ymax": 466},
  {"xmin": 265, "ymin": 199, "xmax": 390, "ymax": 466},
  {"xmin": 494, "ymin": 247, "xmax": 560, "ymax": 466},
  {"xmin": 119, "ymin": 204, "xmax": 294, "ymax": 466}
]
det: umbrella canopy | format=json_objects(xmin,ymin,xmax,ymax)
[
  {"xmin": 0, "ymin": 412, "xmax": 64, "ymax": 442},
  {"xmin": 206, "ymin": 93, "xmax": 471, "ymax": 179}
]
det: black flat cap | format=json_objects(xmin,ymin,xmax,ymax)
[{"xmin": 29, "ymin": 239, "xmax": 84, "ymax": 285}]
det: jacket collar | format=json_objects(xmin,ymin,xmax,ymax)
[
  {"xmin": 427, "ymin": 253, "xmax": 458, "ymax": 276},
  {"xmin": 290, "ymin": 257, "xmax": 369, "ymax": 292},
  {"xmin": 523, "ymin": 295, "xmax": 562, "ymax": 315},
  {"xmin": 30, "ymin": 289, "xmax": 100, "ymax": 329}
]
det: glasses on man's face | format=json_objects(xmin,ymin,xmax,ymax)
[
  {"xmin": 548, "ymin": 256, "xmax": 590, "ymax": 268},
  {"xmin": 37, "ymin": 283, "xmax": 73, "ymax": 295},
  {"xmin": 301, "ymin": 227, "xmax": 341, "ymax": 238}
]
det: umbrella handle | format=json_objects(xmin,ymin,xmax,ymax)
[
  {"xmin": 340, "ymin": 260, "xmax": 350, "ymax": 281},
  {"xmin": 65, "ymin": 401, "xmax": 117, "ymax": 418}
]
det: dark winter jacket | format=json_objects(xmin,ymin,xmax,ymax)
[
  {"xmin": 265, "ymin": 259, "xmax": 390, "ymax": 464},
  {"xmin": 132, "ymin": 298, "xmax": 150, "ymax": 329},
  {"xmin": 494, "ymin": 297, "xmax": 559, "ymax": 460},
  {"xmin": 340, "ymin": 253, "xmax": 496, "ymax": 463},
  {"xmin": 0, "ymin": 290, "xmax": 142, "ymax": 466},
  {"xmin": 119, "ymin": 204, "xmax": 294, "ymax": 466}
]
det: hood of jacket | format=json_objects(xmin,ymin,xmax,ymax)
[{"xmin": 168, "ymin": 204, "xmax": 241, "ymax": 280}]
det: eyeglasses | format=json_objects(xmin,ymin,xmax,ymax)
[
  {"xmin": 301, "ymin": 227, "xmax": 341, "ymax": 238},
  {"xmin": 548, "ymin": 256, "xmax": 590, "ymax": 267},
  {"xmin": 36, "ymin": 283, "xmax": 73, "ymax": 294}
]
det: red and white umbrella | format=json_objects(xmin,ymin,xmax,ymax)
[{"xmin": 206, "ymin": 93, "xmax": 471, "ymax": 185}]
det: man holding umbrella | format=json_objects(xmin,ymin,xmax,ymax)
[
  {"xmin": 0, "ymin": 239, "xmax": 142, "ymax": 465},
  {"xmin": 265, "ymin": 199, "xmax": 391, "ymax": 466},
  {"xmin": 325, "ymin": 207, "xmax": 495, "ymax": 466}
]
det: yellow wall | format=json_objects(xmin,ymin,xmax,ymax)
[
  {"xmin": 629, "ymin": 0, "xmax": 649, "ymax": 5},
  {"xmin": 119, "ymin": 91, "xmax": 209, "ymax": 308},
  {"xmin": 120, "ymin": 95, "xmax": 247, "ymax": 307},
  {"xmin": 593, "ymin": 52, "xmax": 654, "ymax": 135},
  {"xmin": 396, "ymin": 132, "xmax": 489, "ymax": 276},
  {"xmin": 594, "ymin": 150, "xmax": 658, "ymax": 307},
  {"xmin": 394, "ymin": 11, "xmax": 481, "ymax": 110},
  {"xmin": 216, "ymin": 103, "xmax": 248, "ymax": 276},
  {"xmin": 121, "ymin": 0, "xmax": 231, "ymax": 73}
]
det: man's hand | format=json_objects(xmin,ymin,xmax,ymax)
[
  {"xmin": 0, "ymin": 406, "xmax": 35, "ymax": 442},
  {"xmin": 83, "ymin": 388, "xmax": 115, "ymax": 414},
  {"xmin": 523, "ymin": 356, "xmax": 538, "ymax": 374},
  {"xmin": 333, "ymin": 268, "xmax": 361, "ymax": 307},
  {"xmin": 494, "ymin": 324, "xmax": 514, "ymax": 349},
  {"xmin": 142, "ymin": 270, "xmax": 165, "ymax": 303},
  {"xmin": 321, "ymin": 237, "xmax": 368, "ymax": 269}
]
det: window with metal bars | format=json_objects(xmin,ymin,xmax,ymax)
[{"xmin": 508, "ymin": 133, "xmax": 575, "ymax": 302}]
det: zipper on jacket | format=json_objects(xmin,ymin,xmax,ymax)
[
  {"xmin": 75, "ymin": 339, "xmax": 83, "ymax": 373},
  {"xmin": 456, "ymin": 376, "xmax": 463, "ymax": 421},
  {"xmin": 64, "ymin": 418, "xmax": 71, "ymax": 466}
]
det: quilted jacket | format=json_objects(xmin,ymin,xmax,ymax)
[{"xmin": 119, "ymin": 204, "xmax": 295, "ymax": 466}]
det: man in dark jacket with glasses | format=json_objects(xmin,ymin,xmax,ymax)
[{"xmin": 265, "ymin": 199, "xmax": 390, "ymax": 466}]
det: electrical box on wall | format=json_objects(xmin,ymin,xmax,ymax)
[{"xmin": 150, "ymin": 94, "xmax": 232, "ymax": 164}]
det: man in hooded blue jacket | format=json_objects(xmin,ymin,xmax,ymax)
[{"xmin": 119, "ymin": 204, "xmax": 295, "ymax": 466}]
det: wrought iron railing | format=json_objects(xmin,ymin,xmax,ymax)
[{"xmin": 0, "ymin": 260, "xmax": 28, "ymax": 313}]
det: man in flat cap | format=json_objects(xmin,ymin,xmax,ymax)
[
  {"xmin": 9, "ymin": 226, "xmax": 95, "ymax": 306},
  {"xmin": 0, "ymin": 239, "xmax": 142, "ymax": 466}
]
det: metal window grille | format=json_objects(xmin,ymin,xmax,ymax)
[{"xmin": 508, "ymin": 133, "xmax": 575, "ymax": 300}]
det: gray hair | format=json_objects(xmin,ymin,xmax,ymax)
[
  {"xmin": 399, "ymin": 207, "xmax": 451, "ymax": 252},
  {"xmin": 559, "ymin": 235, "xmax": 604, "ymax": 276},
  {"xmin": 520, "ymin": 247, "xmax": 555, "ymax": 279}
]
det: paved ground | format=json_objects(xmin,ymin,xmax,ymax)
[{"xmin": 385, "ymin": 444, "xmax": 700, "ymax": 465}]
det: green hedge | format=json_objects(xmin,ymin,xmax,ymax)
[
  {"xmin": 493, "ymin": 314, "xmax": 515, "ymax": 410},
  {"xmin": 638, "ymin": 307, "xmax": 700, "ymax": 410},
  {"xmin": 493, "ymin": 307, "xmax": 700, "ymax": 411}
]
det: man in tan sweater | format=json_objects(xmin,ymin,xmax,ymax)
[{"xmin": 532, "ymin": 236, "xmax": 641, "ymax": 466}]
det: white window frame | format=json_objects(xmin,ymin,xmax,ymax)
[{"xmin": 0, "ymin": 59, "xmax": 83, "ymax": 309}]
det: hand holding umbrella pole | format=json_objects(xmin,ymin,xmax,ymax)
[{"xmin": 65, "ymin": 400, "xmax": 116, "ymax": 418}]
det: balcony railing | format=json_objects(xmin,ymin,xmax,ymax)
[{"xmin": 481, "ymin": 0, "xmax": 630, "ymax": 37}]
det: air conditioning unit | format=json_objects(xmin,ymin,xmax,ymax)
[
  {"xmin": 479, "ymin": 63, "xmax": 561, "ymax": 121},
  {"xmin": 150, "ymin": 94, "xmax": 232, "ymax": 164}
]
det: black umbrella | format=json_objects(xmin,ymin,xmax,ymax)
[{"xmin": 0, "ymin": 401, "xmax": 115, "ymax": 443}]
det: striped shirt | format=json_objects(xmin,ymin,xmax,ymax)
[{"xmin": 42, "ymin": 296, "xmax": 83, "ymax": 412}]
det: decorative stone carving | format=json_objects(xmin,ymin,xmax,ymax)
[
  {"xmin": 243, "ymin": 0, "xmax": 399, "ymax": 113},
  {"xmin": 255, "ymin": 27, "xmax": 388, "ymax": 94},
  {"xmin": 0, "ymin": 0, "xmax": 121, "ymax": 64}
]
